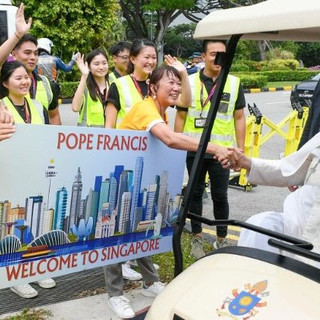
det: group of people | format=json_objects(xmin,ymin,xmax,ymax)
[{"xmin": 1, "ymin": 3, "xmax": 320, "ymax": 319}]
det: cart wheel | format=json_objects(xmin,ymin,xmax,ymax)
[{"xmin": 245, "ymin": 185, "xmax": 252, "ymax": 192}]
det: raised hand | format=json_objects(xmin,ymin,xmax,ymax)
[
  {"xmin": 164, "ymin": 55, "xmax": 186, "ymax": 74},
  {"xmin": 76, "ymin": 54, "xmax": 89, "ymax": 77},
  {"xmin": 15, "ymin": 3, "xmax": 32, "ymax": 38}
]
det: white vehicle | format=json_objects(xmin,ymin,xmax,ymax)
[
  {"xmin": 146, "ymin": 0, "xmax": 320, "ymax": 319},
  {"xmin": 0, "ymin": 0, "xmax": 17, "ymax": 45}
]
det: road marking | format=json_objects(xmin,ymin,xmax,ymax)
[
  {"xmin": 202, "ymin": 227, "xmax": 240, "ymax": 241},
  {"xmin": 265, "ymin": 101, "xmax": 288, "ymax": 105}
]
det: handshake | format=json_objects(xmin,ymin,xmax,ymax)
[{"xmin": 213, "ymin": 145, "xmax": 252, "ymax": 172}]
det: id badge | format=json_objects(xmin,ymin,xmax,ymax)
[{"xmin": 194, "ymin": 118, "xmax": 206, "ymax": 128}]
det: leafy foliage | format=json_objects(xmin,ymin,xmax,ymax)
[
  {"xmin": 296, "ymin": 42, "xmax": 320, "ymax": 68},
  {"xmin": 163, "ymin": 23, "xmax": 201, "ymax": 58},
  {"xmin": 12, "ymin": 0, "xmax": 119, "ymax": 60},
  {"xmin": 3, "ymin": 308, "xmax": 52, "ymax": 320}
]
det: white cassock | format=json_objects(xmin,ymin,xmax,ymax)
[{"xmin": 238, "ymin": 132, "xmax": 320, "ymax": 264}]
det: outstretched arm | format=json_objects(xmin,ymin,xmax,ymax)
[
  {"xmin": 0, "ymin": 3, "xmax": 32, "ymax": 66},
  {"xmin": 150, "ymin": 122, "xmax": 233, "ymax": 161}
]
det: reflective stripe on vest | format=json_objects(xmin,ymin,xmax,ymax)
[
  {"xmin": 113, "ymin": 75, "xmax": 143, "ymax": 125},
  {"xmin": 109, "ymin": 72, "xmax": 117, "ymax": 84},
  {"xmin": 78, "ymin": 88, "xmax": 105, "ymax": 127},
  {"xmin": 2, "ymin": 97, "xmax": 44, "ymax": 124},
  {"xmin": 35, "ymin": 75, "xmax": 53, "ymax": 110},
  {"xmin": 184, "ymin": 73, "xmax": 240, "ymax": 147}
]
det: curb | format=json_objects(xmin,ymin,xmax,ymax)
[
  {"xmin": 244, "ymin": 86, "xmax": 293, "ymax": 94},
  {"xmin": 58, "ymin": 98, "xmax": 72, "ymax": 105}
]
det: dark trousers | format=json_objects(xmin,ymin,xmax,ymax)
[{"xmin": 186, "ymin": 156, "xmax": 230, "ymax": 238}]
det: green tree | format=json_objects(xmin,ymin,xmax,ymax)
[
  {"xmin": 163, "ymin": 23, "xmax": 201, "ymax": 58},
  {"xmin": 12, "ymin": 0, "xmax": 120, "ymax": 60},
  {"xmin": 296, "ymin": 42, "xmax": 320, "ymax": 67},
  {"xmin": 119, "ymin": 0, "xmax": 225, "ymax": 61}
]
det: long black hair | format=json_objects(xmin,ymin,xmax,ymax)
[
  {"xmin": 127, "ymin": 39, "xmax": 157, "ymax": 74},
  {"xmin": 86, "ymin": 49, "xmax": 109, "ymax": 101},
  {"xmin": 0, "ymin": 60, "xmax": 28, "ymax": 98}
]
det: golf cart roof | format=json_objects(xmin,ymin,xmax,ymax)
[{"xmin": 194, "ymin": 0, "xmax": 320, "ymax": 41}]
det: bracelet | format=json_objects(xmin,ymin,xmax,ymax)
[{"xmin": 14, "ymin": 32, "xmax": 21, "ymax": 40}]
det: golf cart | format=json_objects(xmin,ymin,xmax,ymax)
[{"xmin": 146, "ymin": 0, "xmax": 320, "ymax": 319}]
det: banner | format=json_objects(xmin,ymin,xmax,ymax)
[{"xmin": 0, "ymin": 125, "xmax": 186, "ymax": 288}]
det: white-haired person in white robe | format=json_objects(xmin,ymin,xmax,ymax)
[{"xmin": 232, "ymin": 132, "xmax": 320, "ymax": 263}]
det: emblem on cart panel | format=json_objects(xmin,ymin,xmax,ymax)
[{"xmin": 216, "ymin": 280, "xmax": 269, "ymax": 319}]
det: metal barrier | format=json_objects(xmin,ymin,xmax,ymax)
[{"xmin": 229, "ymin": 102, "xmax": 309, "ymax": 191}]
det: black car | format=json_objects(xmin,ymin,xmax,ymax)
[{"xmin": 290, "ymin": 72, "xmax": 320, "ymax": 107}]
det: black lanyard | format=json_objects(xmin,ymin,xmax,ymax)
[{"xmin": 130, "ymin": 75, "xmax": 149, "ymax": 98}]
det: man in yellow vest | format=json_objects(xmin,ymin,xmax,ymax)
[
  {"xmin": 108, "ymin": 41, "xmax": 131, "ymax": 83},
  {"xmin": 175, "ymin": 40, "xmax": 246, "ymax": 259},
  {"xmin": 11, "ymin": 34, "xmax": 61, "ymax": 125}
]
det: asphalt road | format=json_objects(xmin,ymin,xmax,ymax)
[{"xmin": 59, "ymin": 90, "xmax": 294, "ymax": 242}]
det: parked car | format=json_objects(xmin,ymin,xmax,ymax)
[{"xmin": 290, "ymin": 72, "xmax": 320, "ymax": 107}]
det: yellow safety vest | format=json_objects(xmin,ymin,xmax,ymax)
[
  {"xmin": 2, "ymin": 96, "xmax": 45, "ymax": 124},
  {"xmin": 113, "ymin": 75, "xmax": 143, "ymax": 126},
  {"xmin": 184, "ymin": 73, "xmax": 240, "ymax": 147},
  {"xmin": 78, "ymin": 88, "xmax": 105, "ymax": 127},
  {"xmin": 108, "ymin": 72, "xmax": 117, "ymax": 84},
  {"xmin": 27, "ymin": 75, "xmax": 53, "ymax": 110}
]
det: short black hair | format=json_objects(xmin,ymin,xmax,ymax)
[
  {"xmin": 202, "ymin": 40, "xmax": 227, "ymax": 54},
  {"xmin": 109, "ymin": 41, "xmax": 132, "ymax": 56},
  {"xmin": 13, "ymin": 34, "xmax": 37, "ymax": 51}
]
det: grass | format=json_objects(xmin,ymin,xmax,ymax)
[
  {"xmin": 3, "ymin": 309, "xmax": 52, "ymax": 320},
  {"xmin": 266, "ymin": 81, "xmax": 299, "ymax": 88},
  {"xmin": 152, "ymin": 230, "xmax": 213, "ymax": 283}
]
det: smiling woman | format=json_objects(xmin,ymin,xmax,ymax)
[
  {"xmin": 72, "ymin": 49, "xmax": 109, "ymax": 127},
  {"xmin": 0, "ymin": 60, "xmax": 49, "ymax": 124}
]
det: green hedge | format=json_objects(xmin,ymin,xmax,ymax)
[
  {"xmin": 232, "ymin": 70, "xmax": 318, "ymax": 82},
  {"xmin": 60, "ymin": 82, "xmax": 78, "ymax": 99},
  {"xmin": 235, "ymin": 75, "xmax": 268, "ymax": 89}
]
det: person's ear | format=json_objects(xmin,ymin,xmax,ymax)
[{"xmin": 150, "ymin": 84, "xmax": 157, "ymax": 97}]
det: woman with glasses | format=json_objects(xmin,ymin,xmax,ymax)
[{"xmin": 72, "ymin": 49, "xmax": 109, "ymax": 127}]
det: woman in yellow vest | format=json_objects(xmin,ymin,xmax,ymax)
[
  {"xmin": 72, "ymin": 49, "xmax": 109, "ymax": 127},
  {"xmin": 0, "ymin": 61, "xmax": 49, "ymax": 124}
]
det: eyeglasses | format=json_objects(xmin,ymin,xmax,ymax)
[{"xmin": 116, "ymin": 55, "xmax": 129, "ymax": 60}]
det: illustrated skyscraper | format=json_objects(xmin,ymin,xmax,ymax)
[
  {"xmin": 98, "ymin": 178, "xmax": 110, "ymax": 213},
  {"xmin": 45, "ymin": 159, "xmax": 57, "ymax": 210},
  {"xmin": 129, "ymin": 157, "xmax": 143, "ymax": 231},
  {"xmin": 54, "ymin": 187, "xmax": 68, "ymax": 230},
  {"xmin": 68, "ymin": 167, "xmax": 83, "ymax": 230},
  {"xmin": 25, "ymin": 195, "xmax": 43, "ymax": 238},
  {"xmin": 115, "ymin": 170, "xmax": 129, "ymax": 231}
]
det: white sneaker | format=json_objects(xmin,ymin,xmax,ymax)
[
  {"xmin": 108, "ymin": 295, "xmax": 135, "ymax": 318},
  {"xmin": 35, "ymin": 278, "xmax": 56, "ymax": 289},
  {"xmin": 129, "ymin": 260, "xmax": 160, "ymax": 271},
  {"xmin": 122, "ymin": 262, "xmax": 143, "ymax": 281},
  {"xmin": 213, "ymin": 238, "xmax": 230, "ymax": 250},
  {"xmin": 10, "ymin": 284, "xmax": 38, "ymax": 299},
  {"xmin": 142, "ymin": 281, "xmax": 165, "ymax": 297}
]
